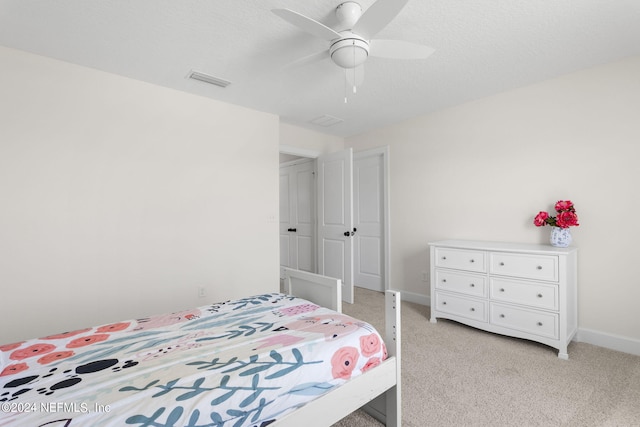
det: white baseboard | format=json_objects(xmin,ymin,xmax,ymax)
[
  {"xmin": 575, "ymin": 328, "xmax": 640, "ymax": 357},
  {"xmin": 404, "ymin": 291, "xmax": 640, "ymax": 357},
  {"xmin": 397, "ymin": 290, "xmax": 430, "ymax": 306}
]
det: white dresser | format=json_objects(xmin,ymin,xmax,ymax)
[{"xmin": 429, "ymin": 240, "xmax": 578, "ymax": 359}]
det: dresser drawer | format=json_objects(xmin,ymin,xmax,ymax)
[
  {"xmin": 434, "ymin": 248, "xmax": 486, "ymax": 273},
  {"xmin": 435, "ymin": 270, "xmax": 487, "ymax": 297},
  {"xmin": 435, "ymin": 291, "xmax": 487, "ymax": 322},
  {"xmin": 490, "ymin": 252, "xmax": 558, "ymax": 282},
  {"xmin": 490, "ymin": 303, "xmax": 558, "ymax": 339},
  {"xmin": 490, "ymin": 278, "xmax": 558, "ymax": 311}
]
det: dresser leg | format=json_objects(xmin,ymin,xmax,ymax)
[{"xmin": 558, "ymin": 346, "xmax": 569, "ymax": 360}]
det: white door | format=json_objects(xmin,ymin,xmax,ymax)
[
  {"xmin": 317, "ymin": 149, "xmax": 354, "ymax": 304},
  {"xmin": 279, "ymin": 160, "xmax": 315, "ymax": 278},
  {"xmin": 354, "ymin": 152, "xmax": 385, "ymax": 291}
]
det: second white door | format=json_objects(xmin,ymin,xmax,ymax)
[
  {"xmin": 317, "ymin": 149, "xmax": 354, "ymax": 304},
  {"xmin": 354, "ymin": 152, "xmax": 385, "ymax": 292}
]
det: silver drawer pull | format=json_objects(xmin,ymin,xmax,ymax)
[
  {"xmin": 500, "ymin": 314, "xmax": 505, "ymax": 318},
  {"xmin": 470, "ymin": 308, "xmax": 475, "ymax": 312},
  {"xmin": 537, "ymin": 266, "xmax": 542, "ymax": 270},
  {"xmin": 499, "ymin": 288, "xmax": 505, "ymax": 292},
  {"xmin": 537, "ymin": 293, "xmax": 543, "ymax": 298},
  {"xmin": 442, "ymin": 256, "xmax": 447, "ymax": 260},
  {"xmin": 470, "ymin": 259, "xmax": 475, "ymax": 263},
  {"xmin": 470, "ymin": 283, "xmax": 475, "ymax": 287},
  {"xmin": 499, "ymin": 262, "xmax": 504, "ymax": 266},
  {"xmin": 537, "ymin": 322, "xmax": 543, "ymax": 326},
  {"xmin": 442, "ymin": 279, "xmax": 447, "ymax": 283},
  {"xmin": 442, "ymin": 301, "xmax": 447, "ymax": 305}
]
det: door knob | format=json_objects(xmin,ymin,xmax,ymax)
[{"xmin": 344, "ymin": 227, "xmax": 357, "ymax": 237}]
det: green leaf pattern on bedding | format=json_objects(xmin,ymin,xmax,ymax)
[{"xmin": 1, "ymin": 293, "xmax": 386, "ymax": 427}]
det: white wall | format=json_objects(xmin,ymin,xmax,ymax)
[
  {"xmin": 346, "ymin": 56, "xmax": 640, "ymax": 350},
  {"xmin": 0, "ymin": 47, "xmax": 280, "ymax": 344},
  {"xmin": 280, "ymin": 122, "xmax": 344, "ymax": 156}
]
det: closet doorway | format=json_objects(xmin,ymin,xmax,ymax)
[
  {"xmin": 279, "ymin": 157, "xmax": 316, "ymax": 279},
  {"xmin": 279, "ymin": 146, "xmax": 389, "ymax": 300}
]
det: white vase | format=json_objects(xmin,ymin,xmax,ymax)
[{"xmin": 550, "ymin": 227, "xmax": 572, "ymax": 247}]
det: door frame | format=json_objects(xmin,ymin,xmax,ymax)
[
  {"xmin": 279, "ymin": 144, "xmax": 390, "ymax": 292},
  {"xmin": 280, "ymin": 145, "xmax": 321, "ymax": 159}
]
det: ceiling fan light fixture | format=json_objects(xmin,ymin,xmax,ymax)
[{"xmin": 330, "ymin": 38, "xmax": 369, "ymax": 69}]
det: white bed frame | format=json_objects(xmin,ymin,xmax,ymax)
[{"xmin": 280, "ymin": 268, "xmax": 402, "ymax": 427}]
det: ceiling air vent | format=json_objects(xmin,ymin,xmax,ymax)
[
  {"xmin": 309, "ymin": 115, "xmax": 344, "ymax": 127},
  {"xmin": 187, "ymin": 70, "xmax": 231, "ymax": 88}
]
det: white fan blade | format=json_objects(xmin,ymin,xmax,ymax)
[
  {"xmin": 369, "ymin": 39, "xmax": 435, "ymax": 59},
  {"xmin": 353, "ymin": 0, "xmax": 409, "ymax": 39},
  {"xmin": 282, "ymin": 50, "xmax": 329, "ymax": 71},
  {"xmin": 272, "ymin": 9, "xmax": 342, "ymax": 41}
]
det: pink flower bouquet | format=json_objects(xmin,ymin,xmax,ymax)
[{"xmin": 534, "ymin": 200, "xmax": 579, "ymax": 229}]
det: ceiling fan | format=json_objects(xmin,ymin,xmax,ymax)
[{"xmin": 272, "ymin": 0, "xmax": 434, "ymax": 93}]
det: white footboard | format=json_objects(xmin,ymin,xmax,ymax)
[{"xmin": 279, "ymin": 268, "xmax": 401, "ymax": 427}]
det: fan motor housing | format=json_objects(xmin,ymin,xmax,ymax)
[
  {"xmin": 330, "ymin": 35, "xmax": 369, "ymax": 69},
  {"xmin": 335, "ymin": 2, "xmax": 362, "ymax": 30}
]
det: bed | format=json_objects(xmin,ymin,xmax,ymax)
[{"xmin": 0, "ymin": 268, "xmax": 401, "ymax": 426}]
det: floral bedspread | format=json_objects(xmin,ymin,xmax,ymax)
[{"xmin": 0, "ymin": 293, "xmax": 386, "ymax": 426}]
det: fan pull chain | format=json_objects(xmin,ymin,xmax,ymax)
[
  {"xmin": 353, "ymin": 41, "xmax": 357, "ymax": 94},
  {"xmin": 344, "ymin": 40, "xmax": 359, "ymax": 103},
  {"xmin": 344, "ymin": 69, "xmax": 348, "ymax": 104}
]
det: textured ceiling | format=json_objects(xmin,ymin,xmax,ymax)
[{"xmin": 1, "ymin": 0, "xmax": 639, "ymax": 137}]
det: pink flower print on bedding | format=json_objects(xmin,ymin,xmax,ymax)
[
  {"xmin": 1, "ymin": 362, "xmax": 29, "ymax": 376},
  {"xmin": 133, "ymin": 308, "xmax": 201, "ymax": 331},
  {"xmin": 331, "ymin": 346, "xmax": 359, "ymax": 380},
  {"xmin": 359, "ymin": 333, "xmax": 382, "ymax": 357},
  {"xmin": 253, "ymin": 334, "xmax": 306, "ymax": 350},
  {"xmin": 283, "ymin": 314, "xmax": 361, "ymax": 341},
  {"xmin": 277, "ymin": 303, "xmax": 319, "ymax": 317},
  {"xmin": 361, "ymin": 357, "xmax": 381, "ymax": 373},
  {"xmin": 9, "ymin": 343, "xmax": 56, "ymax": 360}
]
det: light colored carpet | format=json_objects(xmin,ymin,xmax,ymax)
[{"xmin": 331, "ymin": 287, "xmax": 640, "ymax": 427}]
